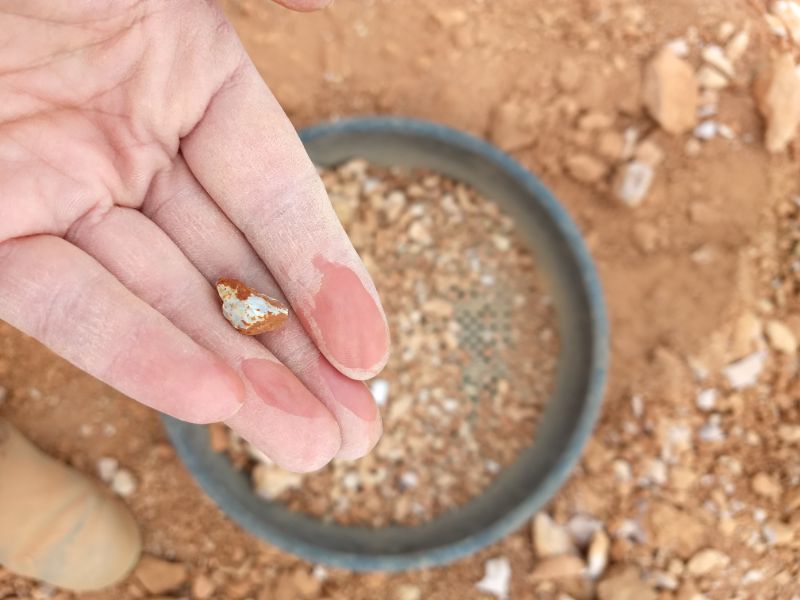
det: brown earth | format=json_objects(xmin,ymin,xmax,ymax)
[{"xmin": 2, "ymin": 0, "xmax": 800, "ymax": 598}]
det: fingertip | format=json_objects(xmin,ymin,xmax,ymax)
[
  {"xmin": 335, "ymin": 409, "xmax": 382, "ymax": 461},
  {"xmin": 303, "ymin": 256, "xmax": 390, "ymax": 378}
]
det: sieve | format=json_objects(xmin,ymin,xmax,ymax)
[{"xmin": 163, "ymin": 117, "xmax": 608, "ymax": 571}]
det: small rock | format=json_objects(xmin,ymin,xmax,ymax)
[
  {"xmin": 693, "ymin": 120, "xmax": 718, "ymax": 140},
  {"xmin": 597, "ymin": 567, "xmax": 657, "ymax": 600},
  {"xmin": 490, "ymin": 99, "xmax": 538, "ymax": 151},
  {"xmin": 533, "ymin": 513, "xmax": 576, "ymax": 557},
  {"xmin": 587, "ymin": 529, "xmax": 610, "ymax": 579},
  {"xmin": 191, "ymin": 575, "xmax": 216, "ymax": 599},
  {"xmin": 556, "ymin": 58, "xmax": 582, "ymax": 92},
  {"xmin": 642, "ymin": 49, "xmax": 698, "ymax": 134},
  {"xmin": 408, "ymin": 221, "xmax": 432, "ymax": 245},
  {"xmin": 433, "ymin": 8, "xmax": 467, "ymax": 28},
  {"xmin": 208, "ymin": 423, "xmax": 229, "ymax": 453},
  {"xmin": 642, "ymin": 458, "xmax": 668, "ymax": 485},
  {"xmin": 578, "ymin": 111, "xmax": 615, "ymax": 130},
  {"xmin": 695, "ymin": 389, "xmax": 716, "ymax": 411},
  {"xmin": 384, "ymin": 190, "xmax": 407, "ymax": 221},
  {"xmin": 723, "ymin": 351, "xmax": 767, "ymax": 389},
  {"xmin": 778, "ymin": 424, "xmax": 800, "ymax": 443},
  {"xmin": 598, "ymin": 130, "xmax": 626, "ymax": 162},
  {"xmin": 648, "ymin": 502, "xmax": 707, "ymax": 558},
  {"xmin": 765, "ymin": 319, "xmax": 797, "ymax": 354},
  {"xmin": 394, "ymin": 584, "xmax": 422, "ymax": 600},
  {"xmin": 111, "ymin": 469, "xmax": 137, "ymax": 497},
  {"xmin": 717, "ymin": 21, "xmax": 736, "ymax": 42},
  {"xmin": 252, "ymin": 463, "xmax": 304, "ymax": 499},
  {"xmin": 754, "ymin": 53, "xmax": 800, "ymax": 153},
  {"xmin": 631, "ymin": 222, "xmax": 659, "ymax": 252},
  {"xmin": 475, "ymin": 557, "xmax": 511, "ymax": 600},
  {"xmin": 370, "ymin": 379, "xmax": 390, "ymax": 406},
  {"xmin": 763, "ymin": 520, "xmax": 795, "ymax": 545},
  {"xmin": 684, "ymin": 138, "xmax": 702, "ymax": 156},
  {"xmin": 634, "ymin": 140, "xmax": 664, "ymax": 167},
  {"xmin": 330, "ymin": 193, "xmax": 359, "ymax": 226},
  {"xmin": 613, "ymin": 161, "xmax": 654, "ymax": 207},
  {"xmin": 566, "ymin": 514, "xmax": 603, "ymax": 547},
  {"xmin": 135, "ymin": 556, "xmax": 188, "ymax": 595},
  {"xmin": 423, "ymin": 298, "xmax": 454, "ymax": 318},
  {"xmin": 651, "ymin": 570, "xmax": 679, "ymax": 590},
  {"xmin": 96, "ymin": 457, "xmax": 119, "ymax": 483},
  {"xmin": 701, "ymin": 45, "xmax": 735, "ymax": 77},
  {"xmin": 696, "ymin": 66, "xmax": 729, "ymax": 90},
  {"xmin": 665, "ymin": 38, "xmax": 690, "ymax": 58},
  {"xmin": 686, "ymin": 548, "xmax": 730, "ymax": 575},
  {"xmin": 772, "ymin": 0, "xmax": 800, "ymax": 43},
  {"xmin": 290, "ymin": 567, "xmax": 321, "ymax": 598},
  {"xmin": 725, "ymin": 30, "xmax": 750, "ymax": 62},
  {"xmin": 529, "ymin": 555, "xmax": 586, "ymax": 581},
  {"xmin": 564, "ymin": 153, "xmax": 608, "ymax": 184},
  {"xmin": 0, "ymin": 386, "xmax": 7, "ymax": 405},
  {"xmin": 752, "ymin": 472, "xmax": 783, "ymax": 501}
]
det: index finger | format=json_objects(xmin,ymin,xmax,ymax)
[{"xmin": 180, "ymin": 57, "xmax": 389, "ymax": 380}]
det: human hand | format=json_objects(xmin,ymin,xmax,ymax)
[{"xmin": 0, "ymin": 0, "xmax": 389, "ymax": 471}]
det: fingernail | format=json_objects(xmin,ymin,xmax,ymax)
[
  {"xmin": 317, "ymin": 356, "xmax": 378, "ymax": 421},
  {"xmin": 306, "ymin": 256, "xmax": 389, "ymax": 373},
  {"xmin": 241, "ymin": 358, "xmax": 329, "ymax": 418}
]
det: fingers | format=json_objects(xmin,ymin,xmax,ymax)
[
  {"xmin": 180, "ymin": 58, "xmax": 390, "ymax": 380},
  {"xmin": 67, "ymin": 206, "xmax": 343, "ymax": 471},
  {"xmin": 143, "ymin": 159, "xmax": 382, "ymax": 460},
  {"xmin": 0, "ymin": 235, "xmax": 244, "ymax": 423},
  {"xmin": 270, "ymin": 0, "xmax": 332, "ymax": 11}
]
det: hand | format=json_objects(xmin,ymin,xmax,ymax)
[{"xmin": 0, "ymin": 0, "xmax": 389, "ymax": 471}]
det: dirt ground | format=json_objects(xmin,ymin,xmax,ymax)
[{"xmin": 2, "ymin": 0, "xmax": 800, "ymax": 598}]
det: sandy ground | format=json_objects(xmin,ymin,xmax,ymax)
[{"xmin": 2, "ymin": 0, "xmax": 800, "ymax": 598}]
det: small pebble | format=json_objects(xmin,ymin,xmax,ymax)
[
  {"xmin": 613, "ymin": 161, "xmax": 654, "ymax": 207},
  {"xmin": 370, "ymin": 379, "xmax": 390, "ymax": 406},
  {"xmin": 96, "ymin": 457, "xmax": 119, "ymax": 483},
  {"xmin": 723, "ymin": 351, "xmax": 767, "ymax": 389},
  {"xmin": 111, "ymin": 469, "xmax": 137, "ymax": 497},
  {"xmin": 686, "ymin": 548, "xmax": 730, "ymax": 575},
  {"xmin": 533, "ymin": 512, "xmax": 576, "ymax": 557},
  {"xmin": 475, "ymin": 557, "xmax": 511, "ymax": 600},
  {"xmin": 696, "ymin": 389, "xmax": 716, "ymax": 411}
]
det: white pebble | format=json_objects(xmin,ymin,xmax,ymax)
[
  {"xmin": 399, "ymin": 471, "xmax": 419, "ymax": 489},
  {"xmin": 701, "ymin": 44, "xmax": 735, "ymax": 77},
  {"xmin": 111, "ymin": 469, "xmax": 137, "ymax": 497},
  {"xmin": 665, "ymin": 38, "xmax": 690, "ymax": 57},
  {"xmin": 475, "ymin": 557, "xmax": 511, "ymax": 600},
  {"xmin": 442, "ymin": 398, "xmax": 460, "ymax": 412},
  {"xmin": 694, "ymin": 120, "xmax": 719, "ymax": 140},
  {"xmin": 566, "ymin": 514, "xmax": 603, "ymax": 546},
  {"xmin": 369, "ymin": 379, "xmax": 390, "ymax": 407},
  {"xmin": 96, "ymin": 457, "xmax": 119, "ymax": 483},
  {"xmin": 631, "ymin": 394, "xmax": 644, "ymax": 418},
  {"xmin": 342, "ymin": 472, "xmax": 361, "ymax": 491},
  {"xmin": 698, "ymin": 421, "xmax": 725, "ymax": 442},
  {"xmin": 723, "ymin": 351, "xmax": 767, "ymax": 389},
  {"xmin": 614, "ymin": 161, "xmax": 654, "ymax": 207},
  {"xmin": 696, "ymin": 389, "xmax": 717, "ymax": 411},
  {"xmin": 485, "ymin": 459, "xmax": 501, "ymax": 474}
]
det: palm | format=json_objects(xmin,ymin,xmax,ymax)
[{"xmin": 0, "ymin": 0, "xmax": 388, "ymax": 471}]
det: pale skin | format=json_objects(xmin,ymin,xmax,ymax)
[{"xmin": 0, "ymin": 0, "xmax": 390, "ymax": 471}]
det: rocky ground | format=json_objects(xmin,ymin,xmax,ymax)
[{"xmin": 1, "ymin": 0, "xmax": 800, "ymax": 598}]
